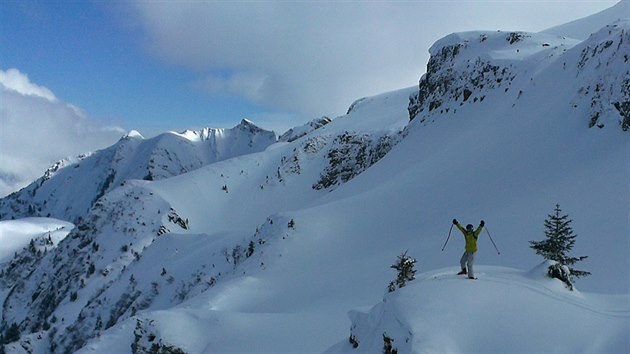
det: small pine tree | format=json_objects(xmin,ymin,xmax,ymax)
[
  {"xmin": 246, "ymin": 241, "xmax": 255, "ymax": 258},
  {"xmin": 383, "ymin": 333, "xmax": 398, "ymax": 354},
  {"xmin": 388, "ymin": 251, "xmax": 417, "ymax": 292},
  {"xmin": 4, "ymin": 323, "xmax": 21, "ymax": 344},
  {"xmin": 529, "ymin": 204, "xmax": 590, "ymax": 285}
]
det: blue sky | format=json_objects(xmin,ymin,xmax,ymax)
[
  {"xmin": 1, "ymin": 1, "xmax": 267, "ymax": 134},
  {"xmin": 0, "ymin": 0, "xmax": 621, "ymax": 196}
]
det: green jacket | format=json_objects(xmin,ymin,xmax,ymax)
[{"xmin": 456, "ymin": 223, "xmax": 484, "ymax": 253}]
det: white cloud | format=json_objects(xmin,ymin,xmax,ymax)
[
  {"xmin": 128, "ymin": 2, "xmax": 431, "ymax": 118},
  {"xmin": 192, "ymin": 71, "xmax": 269, "ymax": 103},
  {"xmin": 128, "ymin": 1, "xmax": 618, "ymax": 122},
  {"xmin": 0, "ymin": 68, "xmax": 124, "ymax": 197},
  {"xmin": 0, "ymin": 68, "xmax": 57, "ymax": 101}
]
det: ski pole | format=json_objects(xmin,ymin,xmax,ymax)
[
  {"xmin": 442, "ymin": 224, "xmax": 454, "ymax": 251},
  {"xmin": 485, "ymin": 227, "xmax": 500, "ymax": 255}
]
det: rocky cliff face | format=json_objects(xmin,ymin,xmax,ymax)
[
  {"xmin": 573, "ymin": 20, "xmax": 630, "ymax": 130},
  {"xmin": 408, "ymin": 22, "xmax": 629, "ymax": 131},
  {"xmin": 408, "ymin": 30, "xmax": 578, "ymax": 122},
  {"xmin": 278, "ymin": 116, "xmax": 332, "ymax": 143}
]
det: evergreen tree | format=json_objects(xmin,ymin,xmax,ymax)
[
  {"xmin": 529, "ymin": 204, "xmax": 590, "ymax": 282},
  {"xmin": 388, "ymin": 251, "xmax": 417, "ymax": 292},
  {"xmin": 3, "ymin": 322, "xmax": 21, "ymax": 344}
]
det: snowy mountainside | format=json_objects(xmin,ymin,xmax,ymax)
[
  {"xmin": 407, "ymin": 30, "xmax": 580, "ymax": 121},
  {"xmin": 408, "ymin": 23, "xmax": 630, "ymax": 130},
  {"xmin": 0, "ymin": 119, "xmax": 276, "ymax": 223},
  {"xmin": 2, "ymin": 11, "xmax": 629, "ymax": 354},
  {"xmin": 0, "ymin": 218, "xmax": 73, "ymax": 303},
  {"xmin": 543, "ymin": 0, "xmax": 630, "ymax": 40},
  {"xmin": 0, "ymin": 88, "xmax": 413, "ymax": 353},
  {"xmin": 571, "ymin": 19, "xmax": 630, "ymax": 129}
]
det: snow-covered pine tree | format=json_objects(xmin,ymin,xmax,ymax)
[
  {"xmin": 388, "ymin": 251, "xmax": 417, "ymax": 292},
  {"xmin": 529, "ymin": 204, "xmax": 590, "ymax": 287}
]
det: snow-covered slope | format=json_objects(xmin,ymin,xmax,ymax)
[
  {"xmin": 0, "ymin": 85, "xmax": 412, "ymax": 353},
  {"xmin": 0, "ymin": 119, "xmax": 276, "ymax": 223},
  {"xmin": 542, "ymin": 0, "xmax": 630, "ymax": 40},
  {"xmin": 408, "ymin": 22, "xmax": 629, "ymax": 130},
  {"xmin": 1, "ymin": 6, "xmax": 629, "ymax": 354},
  {"xmin": 327, "ymin": 264, "xmax": 629, "ymax": 353},
  {"xmin": 278, "ymin": 116, "xmax": 332, "ymax": 142}
]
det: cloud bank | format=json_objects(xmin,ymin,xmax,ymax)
[
  {"xmin": 128, "ymin": 1, "xmax": 618, "ymax": 122},
  {"xmin": 130, "ymin": 2, "xmax": 429, "ymax": 119},
  {"xmin": 0, "ymin": 68, "xmax": 124, "ymax": 197}
]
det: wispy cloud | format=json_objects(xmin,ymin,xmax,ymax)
[
  {"xmin": 129, "ymin": 2, "xmax": 426, "ymax": 119},
  {"xmin": 127, "ymin": 1, "xmax": 618, "ymax": 124},
  {"xmin": 0, "ymin": 68, "xmax": 124, "ymax": 197},
  {"xmin": 0, "ymin": 68, "xmax": 57, "ymax": 101},
  {"xmin": 191, "ymin": 71, "xmax": 270, "ymax": 103}
]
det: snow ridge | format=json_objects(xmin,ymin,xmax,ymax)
[
  {"xmin": 408, "ymin": 22, "xmax": 630, "ymax": 131},
  {"xmin": 408, "ymin": 30, "xmax": 579, "ymax": 122},
  {"xmin": 278, "ymin": 116, "xmax": 332, "ymax": 143},
  {"xmin": 0, "ymin": 120, "xmax": 277, "ymax": 223}
]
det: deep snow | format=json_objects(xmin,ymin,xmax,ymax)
[{"xmin": 327, "ymin": 264, "xmax": 629, "ymax": 353}]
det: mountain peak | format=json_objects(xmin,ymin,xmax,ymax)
[
  {"xmin": 0, "ymin": 119, "xmax": 278, "ymax": 222},
  {"xmin": 278, "ymin": 116, "xmax": 332, "ymax": 142},
  {"xmin": 235, "ymin": 118, "xmax": 272, "ymax": 137},
  {"xmin": 122, "ymin": 130, "xmax": 144, "ymax": 140},
  {"xmin": 239, "ymin": 118, "xmax": 255, "ymax": 126},
  {"xmin": 237, "ymin": 118, "xmax": 262, "ymax": 131}
]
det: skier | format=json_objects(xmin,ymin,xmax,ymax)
[{"xmin": 452, "ymin": 219, "xmax": 485, "ymax": 279}]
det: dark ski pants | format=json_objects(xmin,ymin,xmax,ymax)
[{"xmin": 460, "ymin": 251, "xmax": 476, "ymax": 278}]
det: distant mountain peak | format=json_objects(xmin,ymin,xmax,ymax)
[
  {"xmin": 0, "ymin": 119, "xmax": 278, "ymax": 222},
  {"xmin": 279, "ymin": 116, "xmax": 332, "ymax": 142},
  {"xmin": 122, "ymin": 130, "xmax": 144, "ymax": 140},
  {"xmin": 236, "ymin": 118, "xmax": 267, "ymax": 135},
  {"xmin": 240, "ymin": 118, "xmax": 255, "ymax": 126}
]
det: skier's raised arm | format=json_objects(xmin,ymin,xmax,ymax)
[
  {"xmin": 475, "ymin": 220, "xmax": 485, "ymax": 235},
  {"xmin": 453, "ymin": 219, "xmax": 466, "ymax": 234}
]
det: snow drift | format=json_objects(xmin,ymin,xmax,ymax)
[{"xmin": 327, "ymin": 265, "xmax": 629, "ymax": 354}]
